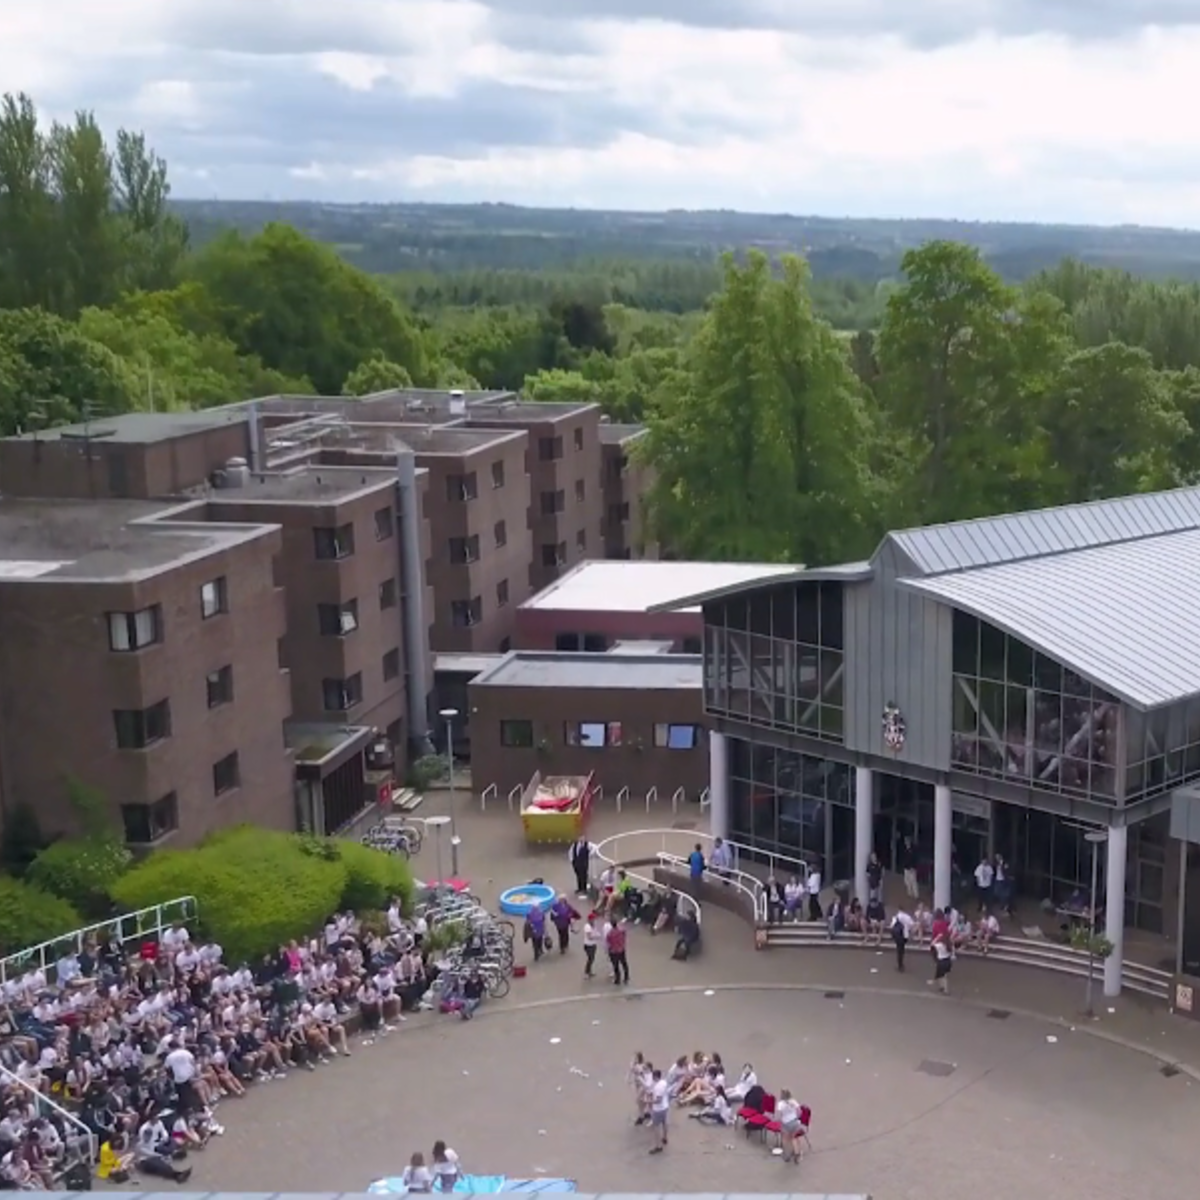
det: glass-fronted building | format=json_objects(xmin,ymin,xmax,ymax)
[{"xmin": 659, "ymin": 487, "xmax": 1200, "ymax": 996}]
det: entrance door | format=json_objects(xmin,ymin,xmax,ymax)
[{"xmin": 874, "ymin": 774, "xmax": 934, "ymax": 872}]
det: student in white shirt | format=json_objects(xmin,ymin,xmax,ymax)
[
  {"xmin": 775, "ymin": 1088, "xmax": 806, "ymax": 1162},
  {"xmin": 974, "ymin": 857, "xmax": 995, "ymax": 911},
  {"xmin": 975, "ymin": 909, "xmax": 1001, "ymax": 955},
  {"xmin": 690, "ymin": 1084, "xmax": 733, "ymax": 1126},
  {"xmin": 726, "ymin": 1063, "xmax": 757, "ymax": 1103},
  {"xmin": 402, "ymin": 1152, "xmax": 434, "ymax": 1193},
  {"xmin": 431, "ymin": 1141, "xmax": 460, "ymax": 1192},
  {"xmin": 648, "ymin": 1068, "xmax": 670, "ymax": 1153},
  {"xmin": 582, "ymin": 913, "xmax": 602, "ymax": 979},
  {"xmin": 806, "ymin": 867, "xmax": 823, "ymax": 920}
]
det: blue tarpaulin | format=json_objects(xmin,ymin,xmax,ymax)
[{"xmin": 369, "ymin": 1175, "xmax": 577, "ymax": 1194}]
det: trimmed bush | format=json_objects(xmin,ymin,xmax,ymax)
[
  {"xmin": 28, "ymin": 836, "xmax": 132, "ymax": 917},
  {"xmin": 112, "ymin": 828, "xmax": 344, "ymax": 963},
  {"xmin": 335, "ymin": 840, "xmax": 415, "ymax": 913},
  {"xmin": 0, "ymin": 877, "xmax": 83, "ymax": 956}
]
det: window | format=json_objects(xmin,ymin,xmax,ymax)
[
  {"xmin": 654, "ymin": 723, "xmax": 699, "ymax": 750},
  {"xmin": 379, "ymin": 577, "xmax": 398, "ymax": 609},
  {"xmin": 277, "ymin": 637, "xmax": 288, "ymax": 669},
  {"xmin": 374, "ymin": 506, "xmax": 395, "ymax": 541},
  {"xmin": 322, "ymin": 673, "xmax": 363, "ymax": 711},
  {"xmin": 107, "ymin": 606, "xmax": 161, "ymax": 652},
  {"xmin": 491, "ymin": 461, "xmax": 505, "ymax": 489},
  {"xmin": 200, "ymin": 577, "xmax": 227, "ymax": 619},
  {"xmin": 382, "ymin": 648, "xmax": 401, "ymax": 681},
  {"xmin": 541, "ymin": 489, "xmax": 565, "ymax": 515},
  {"xmin": 565, "ymin": 721, "xmax": 621, "ymax": 748},
  {"xmin": 494, "ymin": 521, "xmax": 507, "ymax": 549},
  {"xmin": 449, "ymin": 535, "xmax": 480, "ymax": 565},
  {"xmin": 574, "ymin": 427, "xmax": 584, "ymax": 451},
  {"xmin": 314, "ymin": 524, "xmax": 355, "ymax": 560},
  {"xmin": 541, "ymin": 541, "xmax": 566, "ymax": 567},
  {"xmin": 121, "ymin": 793, "xmax": 178, "ymax": 845},
  {"xmin": 206, "ymin": 665, "xmax": 234, "ymax": 708},
  {"xmin": 576, "ymin": 529, "xmax": 586, "ymax": 551},
  {"xmin": 574, "ymin": 479, "xmax": 585, "ymax": 502},
  {"xmin": 318, "ymin": 600, "xmax": 359, "ymax": 636},
  {"xmin": 496, "ymin": 579, "xmax": 509, "ymax": 608},
  {"xmin": 500, "ymin": 720, "xmax": 534, "ymax": 748},
  {"xmin": 213, "ymin": 752, "xmax": 240, "ymax": 796},
  {"xmin": 608, "ymin": 501, "xmax": 630, "ymax": 525},
  {"xmin": 446, "ymin": 472, "xmax": 478, "ymax": 502},
  {"xmin": 451, "ymin": 597, "xmax": 483, "ymax": 627},
  {"xmin": 113, "ymin": 700, "xmax": 171, "ymax": 750},
  {"xmin": 539, "ymin": 436, "xmax": 563, "ymax": 461}
]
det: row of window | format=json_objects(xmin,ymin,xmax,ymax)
[
  {"xmin": 498, "ymin": 720, "xmax": 702, "ymax": 750},
  {"xmin": 322, "ymin": 645, "xmax": 402, "ymax": 711},
  {"xmin": 108, "ymin": 576, "xmax": 228, "ymax": 652},
  {"xmin": 313, "ymin": 508, "xmax": 394, "ymax": 560}
]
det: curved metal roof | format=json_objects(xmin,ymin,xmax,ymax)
[{"xmin": 899, "ymin": 528, "xmax": 1200, "ymax": 708}]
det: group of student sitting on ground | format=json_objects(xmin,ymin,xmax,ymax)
[
  {"xmin": 593, "ymin": 867, "xmax": 701, "ymax": 961},
  {"xmin": 629, "ymin": 1051, "xmax": 812, "ymax": 1163},
  {"xmin": 0, "ymin": 896, "xmax": 463, "ymax": 1187}
]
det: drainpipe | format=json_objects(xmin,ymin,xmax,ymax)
[
  {"xmin": 246, "ymin": 402, "xmax": 262, "ymax": 473},
  {"xmin": 395, "ymin": 445, "xmax": 433, "ymax": 756}
]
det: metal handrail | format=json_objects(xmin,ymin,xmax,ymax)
[
  {"xmin": 616, "ymin": 786, "xmax": 630, "ymax": 813},
  {"xmin": 0, "ymin": 896, "xmax": 198, "ymax": 985},
  {"xmin": 0, "ymin": 1065, "xmax": 96, "ymax": 1167},
  {"xmin": 656, "ymin": 851, "xmax": 765, "ymax": 921},
  {"xmin": 506, "ymin": 784, "xmax": 522, "ymax": 812},
  {"xmin": 645, "ymin": 786, "xmax": 658, "ymax": 812},
  {"xmin": 671, "ymin": 787, "xmax": 685, "ymax": 813},
  {"xmin": 480, "ymin": 783, "xmax": 498, "ymax": 811},
  {"xmin": 699, "ymin": 787, "xmax": 711, "ymax": 811}
]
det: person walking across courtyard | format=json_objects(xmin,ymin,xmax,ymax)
[
  {"xmin": 688, "ymin": 843, "xmax": 705, "ymax": 898},
  {"xmin": 647, "ymin": 1067, "xmax": 669, "ymax": 1154},
  {"xmin": 549, "ymin": 894, "xmax": 580, "ymax": 954},
  {"xmin": 568, "ymin": 835, "xmax": 592, "ymax": 898},
  {"xmin": 582, "ymin": 911, "xmax": 602, "ymax": 978},
  {"xmin": 606, "ymin": 915, "xmax": 630, "ymax": 985},
  {"xmin": 891, "ymin": 908, "xmax": 914, "ymax": 972},
  {"xmin": 806, "ymin": 864, "xmax": 823, "ymax": 920}
]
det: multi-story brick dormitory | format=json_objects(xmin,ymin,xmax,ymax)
[{"xmin": 0, "ymin": 390, "xmax": 656, "ymax": 845}]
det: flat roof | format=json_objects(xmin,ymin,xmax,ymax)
[
  {"xmin": 472, "ymin": 651, "xmax": 701, "ymax": 690},
  {"xmin": 0, "ymin": 498, "xmax": 273, "ymax": 583},
  {"xmin": 434, "ymin": 652, "xmax": 504, "ymax": 676},
  {"xmin": 387, "ymin": 425, "xmax": 525, "ymax": 455},
  {"xmin": 900, "ymin": 526, "xmax": 1200, "ymax": 709},
  {"xmin": 608, "ymin": 640, "xmax": 675, "ymax": 655},
  {"xmin": 468, "ymin": 401, "xmax": 598, "ymax": 421},
  {"xmin": 209, "ymin": 466, "xmax": 397, "ymax": 504},
  {"xmin": 646, "ymin": 561, "xmax": 874, "ymax": 612},
  {"xmin": 599, "ymin": 422, "xmax": 647, "ymax": 445},
  {"xmin": 5, "ymin": 409, "xmax": 249, "ymax": 445},
  {"xmin": 522, "ymin": 560, "xmax": 802, "ymax": 614}
]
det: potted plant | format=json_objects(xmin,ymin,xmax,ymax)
[{"xmin": 1069, "ymin": 926, "xmax": 1114, "ymax": 959}]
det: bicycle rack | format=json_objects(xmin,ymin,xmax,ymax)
[
  {"xmin": 507, "ymin": 784, "xmax": 523, "ymax": 812},
  {"xmin": 480, "ymin": 783, "xmax": 498, "ymax": 812},
  {"xmin": 644, "ymin": 785, "xmax": 658, "ymax": 812},
  {"xmin": 616, "ymin": 786, "xmax": 630, "ymax": 813},
  {"xmin": 671, "ymin": 787, "xmax": 685, "ymax": 813}
]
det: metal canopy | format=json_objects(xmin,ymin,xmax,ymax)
[
  {"xmin": 888, "ymin": 485, "xmax": 1200, "ymax": 576},
  {"xmin": 900, "ymin": 527, "xmax": 1200, "ymax": 709}
]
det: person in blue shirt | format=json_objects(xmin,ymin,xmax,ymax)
[{"xmin": 688, "ymin": 844, "xmax": 706, "ymax": 893}]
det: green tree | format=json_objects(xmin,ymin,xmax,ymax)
[
  {"xmin": 639, "ymin": 252, "xmax": 878, "ymax": 564},
  {"xmin": 341, "ymin": 353, "xmax": 414, "ymax": 396},
  {"xmin": 1039, "ymin": 342, "xmax": 1188, "ymax": 502},
  {"xmin": 876, "ymin": 241, "xmax": 1067, "ymax": 524}
]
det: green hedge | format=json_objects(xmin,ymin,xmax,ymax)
[
  {"xmin": 27, "ymin": 836, "xmax": 132, "ymax": 917},
  {"xmin": 0, "ymin": 877, "xmax": 82, "ymax": 956},
  {"xmin": 111, "ymin": 827, "xmax": 413, "ymax": 963}
]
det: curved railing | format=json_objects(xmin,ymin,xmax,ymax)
[
  {"xmin": 655, "ymin": 851, "xmax": 765, "ymax": 922},
  {"xmin": 590, "ymin": 830, "xmax": 703, "ymax": 925}
]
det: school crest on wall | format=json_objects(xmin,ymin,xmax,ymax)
[{"xmin": 882, "ymin": 702, "xmax": 906, "ymax": 753}]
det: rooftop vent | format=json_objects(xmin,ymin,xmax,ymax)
[
  {"xmin": 448, "ymin": 389, "xmax": 466, "ymax": 416},
  {"xmin": 216, "ymin": 456, "xmax": 250, "ymax": 488}
]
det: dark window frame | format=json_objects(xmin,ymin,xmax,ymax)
[
  {"xmin": 500, "ymin": 719, "xmax": 534, "ymax": 748},
  {"xmin": 107, "ymin": 606, "xmax": 162, "ymax": 652},
  {"xmin": 113, "ymin": 700, "xmax": 172, "ymax": 750},
  {"xmin": 318, "ymin": 599, "xmax": 360, "ymax": 637},
  {"xmin": 491, "ymin": 461, "xmax": 505, "ymax": 489},
  {"xmin": 121, "ymin": 792, "xmax": 179, "ymax": 845},
  {"xmin": 206, "ymin": 664, "xmax": 234, "ymax": 709},
  {"xmin": 314, "ymin": 524, "xmax": 355, "ymax": 560},
  {"xmin": 374, "ymin": 506, "xmax": 395, "ymax": 541},
  {"xmin": 382, "ymin": 648, "xmax": 401, "ymax": 681},
  {"xmin": 322, "ymin": 673, "xmax": 364, "ymax": 712},
  {"xmin": 212, "ymin": 752, "xmax": 240, "ymax": 797},
  {"xmin": 379, "ymin": 577, "xmax": 398, "ymax": 609}
]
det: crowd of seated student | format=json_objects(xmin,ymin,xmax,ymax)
[{"xmin": 0, "ymin": 894, "xmax": 455, "ymax": 1186}]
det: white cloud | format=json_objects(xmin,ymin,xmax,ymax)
[{"xmin": 2, "ymin": 1, "xmax": 1200, "ymax": 224}]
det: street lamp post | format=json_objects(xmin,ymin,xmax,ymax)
[
  {"xmin": 439, "ymin": 707, "xmax": 460, "ymax": 877},
  {"xmin": 426, "ymin": 815, "xmax": 450, "ymax": 891},
  {"xmin": 1084, "ymin": 829, "xmax": 1108, "ymax": 1019}
]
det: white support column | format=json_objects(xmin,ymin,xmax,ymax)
[
  {"xmin": 1104, "ymin": 823, "xmax": 1128, "ymax": 998},
  {"xmin": 855, "ymin": 766, "xmax": 873, "ymax": 903},
  {"xmin": 934, "ymin": 784, "xmax": 953, "ymax": 911},
  {"xmin": 708, "ymin": 731, "xmax": 730, "ymax": 840}
]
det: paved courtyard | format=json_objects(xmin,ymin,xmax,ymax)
[{"xmin": 192, "ymin": 795, "xmax": 1200, "ymax": 1197}]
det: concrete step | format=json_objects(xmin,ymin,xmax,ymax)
[{"xmin": 762, "ymin": 924, "xmax": 1171, "ymax": 1001}]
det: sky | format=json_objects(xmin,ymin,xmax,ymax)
[{"xmin": 3, "ymin": 0, "xmax": 1199, "ymax": 225}]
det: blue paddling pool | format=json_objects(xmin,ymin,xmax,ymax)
[{"xmin": 498, "ymin": 883, "xmax": 556, "ymax": 916}]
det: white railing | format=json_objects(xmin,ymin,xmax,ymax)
[
  {"xmin": 699, "ymin": 787, "xmax": 711, "ymax": 811},
  {"xmin": 0, "ymin": 1065, "xmax": 96, "ymax": 1168},
  {"xmin": 616, "ymin": 786, "xmax": 630, "ymax": 813},
  {"xmin": 507, "ymin": 784, "xmax": 523, "ymax": 812},
  {"xmin": 480, "ymin": 783, "xmax": 498, "ymax": 811},
  {"xmin": 657, "ymin": 851, "xmax": 765, "ymax": 921},
  {"xmin": 645, "ymin": 785, "xmax": 658, "ymax": 812},
  {"xmin": 671, "ymin": 787, "xmax": 685, "ymax": 813},
  {"xmin": 0, "ymin": 896, "xmax": 198, "ymax": 985},
  {"xmin": 614, "ymin": 863, "xmax": 702, "ymax": 926}
]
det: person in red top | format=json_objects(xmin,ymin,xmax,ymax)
[
  {"xmin": 929, "ymin": 909, "xmax": 950, "ymax": 967},
  {"xmin": 605, "ymin": 917, "xmax": 630, "ymax": 985}
]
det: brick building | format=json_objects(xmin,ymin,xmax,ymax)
[{"xmin": 0, "ymin": 389, "xmax": 656, "ymax": 844}]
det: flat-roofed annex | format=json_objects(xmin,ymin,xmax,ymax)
[
  {"xmin": 472, "ymin": 650, "xmax": 701, "ymax": 690},
  {"xmin": 0, "ymin": 497, "xmax": 278, "ymax": 583}
]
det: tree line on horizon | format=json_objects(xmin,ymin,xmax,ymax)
[{"xmin": 3, "ymin": 91, "xmax": 1200, "ymax": 566}]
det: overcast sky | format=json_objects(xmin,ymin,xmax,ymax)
[{"xmin": 3, "ymin": 1, "xmax": 1199, "ymax": 225}]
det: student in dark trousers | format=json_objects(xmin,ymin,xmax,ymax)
[
  {"xmin": 569, "ymin": 837, "xmax": 592, "ymax": 897},
  {"xmin": 891, "ymin": 910, "xmax": 914, "ymax": 972},
  {"xmin": 606, "ymin": 918, "xmax": 630, "ymax": 985}
]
